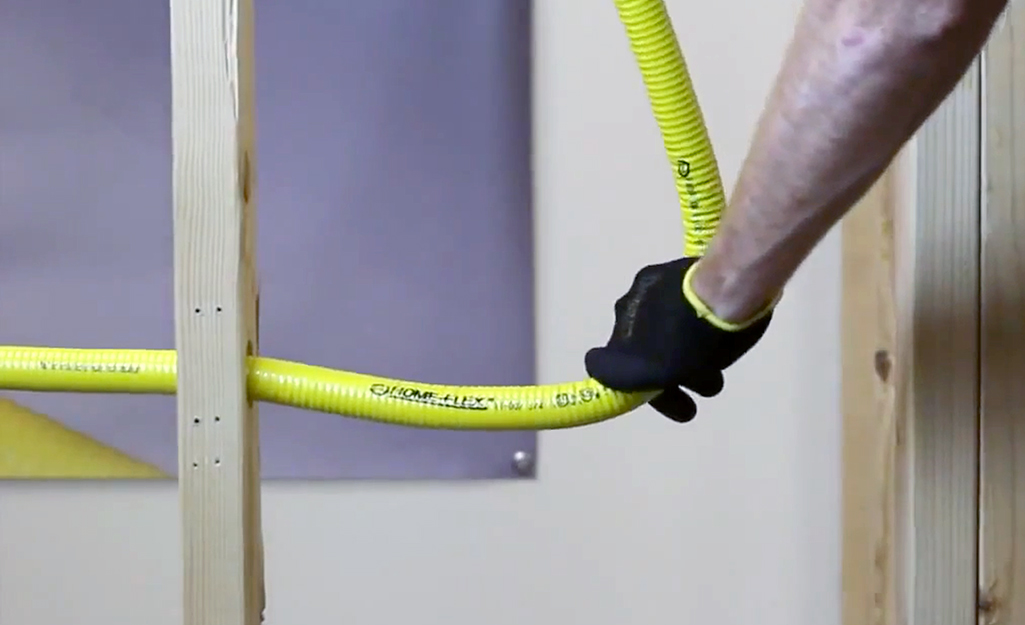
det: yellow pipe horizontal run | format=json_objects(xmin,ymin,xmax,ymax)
[{"xmin": 0, "ymin": 346, "xmax": 654, "ymax": 430}]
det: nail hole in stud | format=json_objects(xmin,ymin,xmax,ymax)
[
  {"xmin": 194, "ymin": 307, "xmax": 201, "ymax": 314},
  {"xmin": 214, "ymin": 415, "xmax": 221, "ymax": 423},
  {"xmin": 216, "ymin": 306, "xmax": 222, "ymax": 313},
  {"xmin": 193, "ymin": 417, "xmax": 200, "ymax": 425},
  {"xmin": 214, "ymin": 458, "xmax": 221, "ymax": 466},
  {"xmin": 192, "ymin": 461, "xmax": 198, "ymax": 469}
]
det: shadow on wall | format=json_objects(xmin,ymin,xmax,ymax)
[{"xmin": 0, "ymin": 0, "xmax": 538, "ymax": 480}]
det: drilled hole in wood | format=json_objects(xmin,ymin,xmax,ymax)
[
  {"xmin": 246, "ymin": 341, "xmax": 255, "ymax": 407},
  {"xmin": 193, "ymin": 417, "xmax": 200, "ymax": 425}
]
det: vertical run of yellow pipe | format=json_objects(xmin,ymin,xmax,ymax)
[{"xmin": 612, "ymin": 0, "xmax": 726, "ymax": 256}]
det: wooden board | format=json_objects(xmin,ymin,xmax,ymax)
[
  {"xmin": 169, "ymin": 0, "xmax": 265, "ymax": 622},
  {"xmin": 906, "ymin": 59, "xmax": 982, "ymax": 625},
  {"xmin": 979, "ymin": 4, "xmax": 1025, "ymax": 623},
  {"xmin": 841, "ymin": 168, "xmax": 902, "ymax": 625},
  {"xmin": 842, "ymin": 61, "xmax": 983, "ymax": 625}
]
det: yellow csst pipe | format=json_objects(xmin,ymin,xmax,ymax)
[
  {"xmin": 0, "ymin": 0, "xmax": 725, "ymax": 431},
  {"xmin": 614, "ymin": 0, "xmax": 725, "ymax": 256}
]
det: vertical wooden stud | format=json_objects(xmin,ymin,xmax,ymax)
[
  {"xmin": 170, "ymin": 0, "xmax": 265, "ymax": 622},
  {"xmin": 979, "ymin": 5, "xmax": 1025, "ymax": 623},
  {"xmin": 841, "ymin": 169, "xmax": 902, "ymax": 625},
  {"xmin": 906, "ymin": 59, "xmax": 982, "ymax": 625},
  {"xmin": 842, "ymin": 61, "xmax": 983, "ymax": 625}
]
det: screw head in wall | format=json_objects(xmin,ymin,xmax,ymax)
[{"xmin": 511, "ymin": 450, "xmax": 534, "ymax": 476}]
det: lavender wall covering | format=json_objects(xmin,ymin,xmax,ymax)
[{"xmin": 0, "ymin": 0, "xmax": 537, "ymax": 479}]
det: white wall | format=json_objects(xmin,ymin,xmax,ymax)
[{"xmin": 0, "ymin": 1, "xmax": 843, "ymax": 623}]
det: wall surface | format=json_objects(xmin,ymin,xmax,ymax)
[
  {"xmin": 0, "ymin": 0, "xmax": 844, "ymax": 623},
  {"xmin": 0, "ymin": 0, "xmax": 537, "ymax": 480}
]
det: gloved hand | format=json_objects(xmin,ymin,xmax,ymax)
[{"xmin": 585, "ymin": 257, "xmax": 775, "ymax": 423}]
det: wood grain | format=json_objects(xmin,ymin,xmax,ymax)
[
  {"xmin": 842, "ymin": 60, "xmax": 983, "ymax": 625},
  {"xmin": 841, "ymin": 169, "xmax": 902, "ymax": 625},
  {"xmin": 169, "ymin": 0, "xmax": 264, "ymax": 622},
  {"xmin": 907, "ymin": 60, "xmax": 982, "ymax": 625},
  {"xmin": 979, "ymin": 5, "xmax": 1025, "ymax": 623}
]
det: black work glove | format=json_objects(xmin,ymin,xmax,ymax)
[{"xmin": 585, "ymin": 257, "xmax": 774, "ymax": 423}]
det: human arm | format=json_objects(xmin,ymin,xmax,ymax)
[
  {"xmin": 689, "ymin": 0, "xmax": 1008, "ymax": 323},
  {"xmin": 585, "ymin": 0, "xmax": 1008, "ymax": 421}
]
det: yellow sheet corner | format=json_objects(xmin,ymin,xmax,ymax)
[{"xmin": 0, "ymin": 397, "xmax": 168, "ymax": 479}]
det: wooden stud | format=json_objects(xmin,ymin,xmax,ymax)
[
  {"xmin": 979, "ymin": 5, "xmax": 1025, "ymax": 623},
  {"xmin": 170, "ymin": 0, "xmax": 265, "ymax": 622},
  {"xmin": 841, "ymin": 167, "xmax": 903, "ymax": 625},
  {"xmin": 905, "ymin": 59, "xmax": 982, "ymax": 625},
  {"xmin": 842, "ymin": 61, "xmax": 982, "ymax": 625}
]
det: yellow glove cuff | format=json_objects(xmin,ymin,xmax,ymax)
[{"xmin": 681, "ymin": 261, "xmax": 779, "ymax": 332}]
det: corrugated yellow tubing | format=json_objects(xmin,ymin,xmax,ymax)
[
  {"xmin": 615, "ymin": 0, "xmax": 725, "ymax": 256},
  {"xmin": 0, "ymin": 0, "xmax": 725, "ymax": 433}
]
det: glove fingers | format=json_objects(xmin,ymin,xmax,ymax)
[
  {"xmin": 585, "ymin": 346, "xmax": 671, "ymax": 391},
  {"xmin": 649, "ymin": 387, "xmax": 698, "ymax": 423},
  {"xmin": 678, "ymin": 370, "xmax": 724, "ymax": 398}
]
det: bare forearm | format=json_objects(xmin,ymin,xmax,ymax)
[{"xmin": 691, "ymin": 0, "xmax": 1006, "ymax": 322}]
